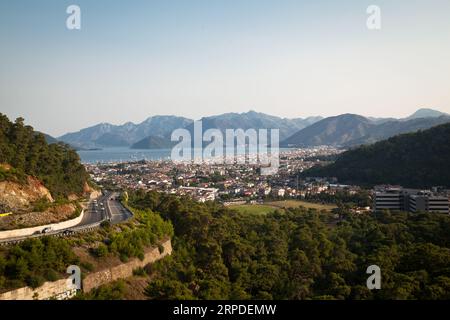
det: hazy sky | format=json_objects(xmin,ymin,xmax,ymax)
[{"xmin": 1, "ymin": 0, "xmax": 450, "ymax": 136}]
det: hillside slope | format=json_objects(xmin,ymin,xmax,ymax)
[
  {"xmin": 282, "ymin": 114, "xmax": 374, "ymax": 147},
  {"xmin": 282, "ymin": 113, "xmax": 450, "ymax": 147},
  {"xmin": 346, "ymin": 116, "xmax": 450, "ymax": 147},
  {"xmin": 131, "ymin": 135, "xmax": 175, "ymax": 149},
  {"xmin": 303, "ymin": 123, "xmax": 450, "ymax": 188},
  {"xmin": 0, "ymin": 114, "xmax": 89, "ymax": 199}
]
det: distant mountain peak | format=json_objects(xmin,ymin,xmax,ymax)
[
  {"xmin": 245, "ymin": 110, "xmax": 270, "ymax": 117},
  {"xmin": 143, "ymin": 115, "xmax": 191, "ymax": 123},
  {"xmin": 96, "ymin": 122, "xmax": 114, "ymax": 129},
  {"xmin": 406, "ymin": 108, "xmax": 448, "ymax": 120},
  {"xmin": 123, "ymin": 122, "xmax": 136, "ymax": 131},
  {"xmin": 335, "ymin": 113, "xmax": 369, "ymax": 120}
]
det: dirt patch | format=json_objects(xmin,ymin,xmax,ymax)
[
  {"xmin": 122, "ymin": 276, "xmax": 151, "ymax": 300},
  {"xmin": 73, "ymin": 246, "xmax": 123, "ymax": 273}
]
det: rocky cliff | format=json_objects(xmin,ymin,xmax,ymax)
[{"xmin": 0, "ymin": 175, "xmax": 53, "ymax": 212}]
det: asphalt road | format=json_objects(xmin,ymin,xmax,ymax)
[
  {"xmin": 76, "ymin": 197, "xmax": 105, "ymax": 226},
  {"xmin": 76, "ymin": 191, "xmax": 132, "ymax": 226},
  {"xmin": 105, "ymin": 192, "xmax": 133, "ymax": 224},
  {"xmin": 0, "ymin": 191, "xmax": 132, "ymax": 244}
]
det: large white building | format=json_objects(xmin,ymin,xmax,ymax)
[
  {"xmin": 374, "ymin": 187, "xmax": 406, "ymax": 211},
  {"xmin": 373, "ymin": 186, "xmax": 449, "ymax": 214},
  {"xmin": 409, "ymin": 192, "xmax": 450, "ymax": 214}
]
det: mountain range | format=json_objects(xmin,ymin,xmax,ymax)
[
  {"xmin": 59, "ymin": 116, "xmax": 193, "ymax": 149},
  {"xmin": 58, "ymin": 111, "xmax": 323, "ymax": 149},
  {"xmin": 280, "ymin": 111, "xmax": 450, "ymax": 148},
  {"xmin": 55, "ymin": 108, "xmax": 449, "ymax": 150}
]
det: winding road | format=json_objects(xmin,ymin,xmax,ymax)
[{"xmin": 0, "ymin": 191, "xmax": 132, "ymax": 245}]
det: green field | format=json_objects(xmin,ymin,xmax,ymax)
[
  {"xmin": 266, "ymin": 200, "xmax": 336, "ymax": 211},
  {"xmin": 229, "ymin": 204, "xmax": 279, "ymax": 215},
  {"xmin": 228, "ymin": 199, "xmax": 336, "ymax": 215}
]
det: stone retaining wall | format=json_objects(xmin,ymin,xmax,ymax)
[
  {"xmin": 0, "ymin": 239, "xmax": 172, "ymax": 300},
  {"xmin": 82, "ymin": 238, "xmax": 172, "ymax": 292},
  {"xmin": 0, "ymin": 278, "xmax": 76, "ymax": 300}
]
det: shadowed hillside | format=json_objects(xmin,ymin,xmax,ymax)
[{"xmin": 303, "ymin": 123, "xmax": 450, "ymax": 188}]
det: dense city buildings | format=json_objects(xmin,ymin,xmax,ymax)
[
  {"xmin": 84, "ymin": 148, "xmax": 449, "ymax": 215},
  {"xmin": 84, "ymin": 147, "xmax": 346, "ymax": 202}
]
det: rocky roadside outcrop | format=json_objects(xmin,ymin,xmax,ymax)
[
  {"xmin": 0, "ymin": 203, "xmax": 77, "ymax": 231},
  {"xmin": 0, "ymin": 176, "xmax": 53, "ymax": 212},
  {"xmin": 84, "ymin": 182, "xmax": 102, "ymax": 199},
  {"xmin": 0, "ymin": 165, "xmax": 98, "ymax": 230},
  {"xmin": 67, "ymin": 182, "xmax": 101, "ymax": 202}
]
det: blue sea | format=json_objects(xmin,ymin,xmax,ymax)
[
  {"xmin": 77, "ymin": 147, "xmax": 172, "ymax": 164},
  {"xmin": 77, "ymin": 147, "xmax": 291, "ymax": 164}
]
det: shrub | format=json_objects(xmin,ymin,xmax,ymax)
[
  {"xmin": 107, "ymin": 208, "xmax": 173, "ymax": 261},
  {"xmin": 100, "ymin": 221, "xmax": 111, "ymax": 229},
  {"xmin": 31, "ymin": 198, "xmax": 52, "ymax": 212},
  {"xmin": 26, "ymin": 274, "xmax": 46, "ymax": 288},
  {"xmin": 81, "ymin": 262, "xmax": 94, "ymax": 272},
  {"xmin": 93, "ymin": 244, "xmax": 108, "ymax": 258},
  {"xmin": 0, "ymin": 237, "xmax": 78, "ymax": 289},
  {"xmin": 133, "ymin": 267, "xmax": 146, "ymax": 277},
  {"xmin": 44, "ymin": 269, "xmax": 59, "ymax": 282}
]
